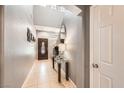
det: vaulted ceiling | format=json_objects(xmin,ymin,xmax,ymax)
[
  {"xmin": 33, "ymin": 5, "xmax": 83, "ymax": 28},
  {"xmin": 33, "ymin": 5, "xmax": 64, "ymax": 28},
  {"xmin": 33, "ymin": 5, "xmax": 89, "ymax": 40}
]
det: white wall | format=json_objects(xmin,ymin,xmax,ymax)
[
  {"xmin": 3, "ymin": 6, "xmax": 36, "ymax": 87},
  {"xmin": 33, "ymin": 6, "xmax": 64, "ymax": 28},
  {"xmin": 63, "ymin": 12, "xmax": 85, "ymax": 87}
]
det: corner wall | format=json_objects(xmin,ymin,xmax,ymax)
[
  {"xmin": 63, "ymin": 6, "xmax": 90, "ymax": 88},
  {"xmin": 3, "ymin": 6, "xmax": 36, "ymax": 87},
  {"xmin": 83, "ymin": 7, "xmax": 90, "ymax": 88},
  {"xmin": 63, "ymin": 11, "xmax": 85, "ymax": 88},
  {"xmin": 0, "ymin": 5, "xmax": 4, "ymax": 87}
]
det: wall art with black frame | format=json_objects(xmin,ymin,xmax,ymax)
[{"xmin": 27, "ymin": 28, "xmax": 36, "ymax": 42}]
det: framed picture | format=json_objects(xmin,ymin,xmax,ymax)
[
  {"xmin": 27, "ymin": 27, "xmax": 36, "ymax": 42},
  {"xmin": 30, "ymin": 33, "xmax": 33, "ymax": 40},
  {"xmin": 32, "ymin": 36, "xmax": 36, "ymax": 42},
  {"xmin": 27, "ymin": 28, "xmax": 31, "ymax": 42}
]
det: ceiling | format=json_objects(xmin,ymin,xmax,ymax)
[
  {"xmin": 34, "ymin": 5, "xmax": 87, "ymax": 40},
  {"xmin": 33, "ymin": 5, "xmax": 64, "ymax": 28}
]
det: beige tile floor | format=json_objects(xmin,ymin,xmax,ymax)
[{"xmin": 22, "ymin": 59, "xmax": 76, "ymax": 88}]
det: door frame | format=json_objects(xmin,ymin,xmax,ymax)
[
  {"xmin": 0, "ymin": 5, "xmax": 4, "ymax": 87},
  {"xmin": 90, "ymin": 5, "xmax": 96, "ymax": 88}
]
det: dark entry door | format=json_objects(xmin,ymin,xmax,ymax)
[{"xmin": 38, "ymin": 38, "xmax": 48, "ymax": 60}]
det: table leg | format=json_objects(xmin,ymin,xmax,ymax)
[
  {"xmin": 52, "ymin": 57, "xmax": 54, "ymax": 69},
  {"xmin": 58, "ymin": 63, "xmax": 61, "ymax": 83},
  {"xmin": 65, "ymin": 62, "xmax": 69, "ymax": 81}
]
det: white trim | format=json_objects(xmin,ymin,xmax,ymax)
[
  {"xmin": 61, "ymin": 69, "xmax": 77, "ymax": 88},
  {"xmin": 90, "ymin": 5, "xmax": 95, "ymax": 88},
  {"xmin": 68, "ymin": 77, "xmax": 77, "ymax": 88},
  {"xmin": 21, "ymin": 61, "xmax": 36, "ymax": 88}
]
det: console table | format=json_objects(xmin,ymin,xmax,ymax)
[{"xmin": 52, "ymin": 56, "xmax": 69, "ymax": 83}]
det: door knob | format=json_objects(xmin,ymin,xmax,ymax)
[{"xmin": 92, "ymin": 64, "xmax": 99, "ymax": 68}]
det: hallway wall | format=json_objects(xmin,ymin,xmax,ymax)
[
  {"xmin": 3, "ymin": 6, "xmax": 36, "ymax": 87},
  {"xmin": 63, "ymin": 11, "xmax": 85, "ymax": 87}
]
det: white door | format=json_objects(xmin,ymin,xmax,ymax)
[{"xmin": 90, "ymin": 6, "xmax": 124, "ymax": 88}]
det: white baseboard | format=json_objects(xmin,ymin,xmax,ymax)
[
  {"xmin": 61, "ymin": 69, "xmax": 77, "ymax": 88},
  {"xmin": 21, "ymin": 61, "xmax": 36, "ymax": 88}
]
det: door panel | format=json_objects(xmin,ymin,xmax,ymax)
[
  {"xmin": 91, "ymin": 6, "xmax": 124, "ymax": 88},
  {"xmin": 100, "ymin": 25, "xmax": 112, "ymax": 64},
  {"xmin": 100, "ymin": 6, "xmax": 113, "ymax": 20},
  {"xmin": 100, "ymin": 74, "xmax": 112, "ymax": 88},
  {"xmin": 38, "ymin": 38, "xmax": 48, "ymax": 60}
]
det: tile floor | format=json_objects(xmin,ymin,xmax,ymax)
[{"xmin": 22, "ymin": 59, "xmax": 76, "ymax": 88}]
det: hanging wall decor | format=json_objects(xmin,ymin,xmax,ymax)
[
  {"xmin": 27, "ymin": 28, "xmax": 31, "ymax": 42},
  {"xmin": 27, "ymin": 27, "xmax": 36, "ymax": 42},
  {"xmin": 32, "ymin": 36, "xmax": 36, "ymax": 42}
]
